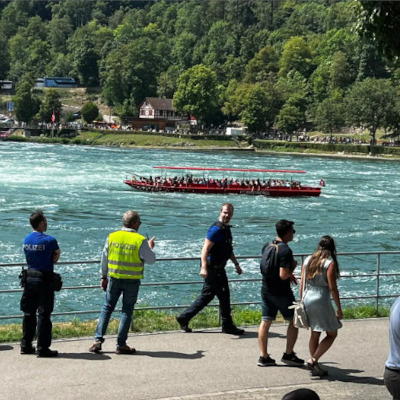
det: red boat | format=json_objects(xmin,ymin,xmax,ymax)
[{"xmin": 124, "ymin": 166, "xmax": 322, "ymax": 197}]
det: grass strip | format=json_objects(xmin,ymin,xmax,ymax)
[{"xmin": 0, "ymin": 305, "xmax": 389, "ymax": 343}]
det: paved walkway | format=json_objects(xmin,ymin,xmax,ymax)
[{"xmin": 0, "ymin": 319, "xmax": 390, "ymax": 400}]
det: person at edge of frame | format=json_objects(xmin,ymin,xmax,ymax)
[
  {"xmin": 384, "ymin": 296, "xmax": 400, "ymax": 400},
  {"xmin": 20, "ymin": 211, "xmax": 61, "ymax": 358},
  {"xmin": 89, "ymin": 210, "xmax": 156, "ymax": 355},
  {"xmin": 257, "ymin": 219, "xmax": 304, "ymax": 367},
  {"xmin": 176, "ymin": 203, "xmax": 245, "ymax": 335}
]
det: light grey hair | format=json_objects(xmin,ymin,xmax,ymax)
[{"xmin": 122, "ymin": 210, "xmax": 140, "ymax": 228}]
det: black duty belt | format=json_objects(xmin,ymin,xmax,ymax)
[
  {"xmin": 208, "ymin": 262, "xmax": 227, "ymax": 269},
  {"xmin": 27, "ymin": 270, "xmax": 45, "ymax": 277}
]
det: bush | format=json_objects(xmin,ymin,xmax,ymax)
[{"xmin": 81, "ymin": 101, "xmax": 99, "ymax": 124}]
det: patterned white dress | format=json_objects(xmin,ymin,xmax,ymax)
[{"xmin": 303, "ymin": 256, "xmax": 342, "ymax": 332}]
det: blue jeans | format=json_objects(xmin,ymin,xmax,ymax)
[{"xmin": 95, "ymin": 278, "xmax": 140, "ymax": 347}]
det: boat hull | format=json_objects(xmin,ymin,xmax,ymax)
[{"xmin": 124, "ymin": 180, "xmax": 321, "ymax": 197}]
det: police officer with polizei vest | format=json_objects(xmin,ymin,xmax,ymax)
[
  {"xmin": 20, "ymin": 211, "xmax": 61, "ymax": 357},
  {"xmin": 89, "ymin": 210, "xmax": 156, "ymax": 355},
  {"xmin": 176, "ymin": 203, "xmax": 245, "ymax": 335}
]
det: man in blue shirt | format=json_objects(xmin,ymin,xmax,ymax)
[
  {"xmin": 384, "ymin": 296, "xmax": 400, "ymax": 399},
  {"xmin": 176, "ymin": 203, "xmax": 245, "ymax": 335},
  {"xmin": 20, "ymin": 211, "xmax": 60, "ymax": 357}
]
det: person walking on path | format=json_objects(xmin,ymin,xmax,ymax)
[
  {"xmin": 20, "ymin": 211, "xmax": 61, "ymax": 357},
  {"xmin": 176, "ymin": 203, "xmax": 245, "ymax": 335},
  {"xmin": 89, "ymin": 210, "xmax": 156, "ymax": 354},
  {"xmin": 301, "ymin": 235, "xmax": 342, "ymax": 377},
  {"xmin": 258, "ymin": 219, "xmax": 304, "ymax": 367},
  {"xmin": 384, "ymin": 296, "xmax": 400, "ymax": 399}
]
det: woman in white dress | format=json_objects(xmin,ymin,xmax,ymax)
[{"xmin": 300, "ymin": 235, "xmax": 342, "ymax": 377}]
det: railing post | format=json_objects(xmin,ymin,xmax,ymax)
[{"xmin": 376, "ymin": 253, "xmax": 381, "ymax": 316}]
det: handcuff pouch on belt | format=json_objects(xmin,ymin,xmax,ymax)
[{"xmin": 18, "ymin": 267, "xmax": 27, "ymax": 288}]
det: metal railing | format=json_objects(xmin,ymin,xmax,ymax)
[{"xmin": 1, "ymin": 251, "xmax": 400, "ymax": 321}]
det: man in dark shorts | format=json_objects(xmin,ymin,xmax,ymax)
[
  {"xmin": 176, "ymin": 203, "xmax": 245, "ymax": 335},
  {"xmin": 257, "ymin": 219, "xmax": 304, "ymax": 367}
]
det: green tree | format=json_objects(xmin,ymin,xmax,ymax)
[
  {"xmin": 244, "ymin": 46, "xmax": 279, "ymax": 83},
  {"xmin": 0, "ymin": 33, "xmax": 9, "ymax": 79},
  {"xmin": 38, "ymin": 89, "xmax": 62, "ymax": 123},
  {"xmin": 279, "ymin": 36, "xmax": 315, "ymax": 78},
  {"xmin": 81, "ymin": 100, "xmax": 99, "ymax": 124},
  {"xmin": 314, "ymin": 94, "xmax": 345, "ymax": 139},
  {"xmin": 345, "ymin": 78, "xmax": 397, "ymax": 145},
  {"xmin": 222, "ymin": 80, "xmax": 249, "ymax": 122},
  {"xmin": 240, "ymin": 84, "xmax": 270, "ymax": 134},
  {"xmin": 157, "ymin": 65, "xmax": 181, "ymax": 99},
  {"xmin": 173, "ymin": 64, "xmax": 219, "ymax": 126},
  {"xmin": 356, "ymin": 1, "xmax": 400, "ymax": 60},
  {"xmin": 276, "ymin": 104, "xmax": 305, "ymax": 139},
  {"xmin": 13, "ymin": 75, "xmax": 40, "ymax": 124},
  {"xmin": 68, "ymin": 32, "xmax": 100, "ymax": 86}
]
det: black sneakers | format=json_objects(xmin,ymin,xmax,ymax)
[
  {"xmin": 36, "ymin": 348, "xmax": 58, "ymax": 358},
  {"xmin": 20, "ymin": 346, "xmax": 36, "ymax": 355},
  {"xmin": 176, "ymin": 316, "xmax": 192, "ymax": 333},
  {"xmin": 281, "ymin": 352, "xmax": 304, "ymax": 366},
  {"xmin": 258, "ymin": 355, "xmax": 277, "ymax": 367},
  {"xmin": 222, "ymin": 325, "xmax": 245, "ymax": 335}
]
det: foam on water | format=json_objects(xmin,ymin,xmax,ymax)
[{"xmin": 1, "ymin": 142, "xmax": 400, "ymax": 318}]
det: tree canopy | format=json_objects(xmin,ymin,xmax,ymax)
[{"xmin": 0, "ymin": 0, "xmax": 399, "ymax": 136}]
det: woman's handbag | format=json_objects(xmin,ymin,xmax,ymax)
[{"xmin": 288, "ymin": 264, "xmax": 309, "ymax": 329}]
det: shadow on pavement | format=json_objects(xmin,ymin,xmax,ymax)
[
  {"xmin": 135, "ymin": 349, "xmax": 206, "ymax": 359},
  {"xmin": 58, "ymin": 352, "xmax": 112, "ymax": 360},
  {"xmin": 0, "ymin": 344, "xmax": 13, "ymax": 351},
  {"xmin": 312, "ymin": 365, "xmax": 385, "ymax": 386}
]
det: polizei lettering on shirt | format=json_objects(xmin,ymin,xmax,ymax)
[
  {"xmin": 109, "ymin": 241, "xmax": 137, "ymax": 256},
  {"xmin": 24, "ymin": 244, "xmax": 46, "ymax": 251}
]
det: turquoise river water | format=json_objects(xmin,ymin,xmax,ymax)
[{"xmin": 1, "ymin": 142, "xmax": 399, "ymax": 321}]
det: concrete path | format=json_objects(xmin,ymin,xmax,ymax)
[{"xmin": 0, "ymin": 319, "xmax": 390, "ymax": 400}]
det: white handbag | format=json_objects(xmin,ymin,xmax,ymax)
[{"xmin": 289, "ymin": 264, "xmax": 309, "ymax": 329}]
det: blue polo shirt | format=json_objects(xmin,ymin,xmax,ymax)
[{"xmin": 23, "ymin": 231, "xmax": 59, "ymax": 272}]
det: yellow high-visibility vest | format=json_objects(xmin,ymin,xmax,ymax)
[{"xmin": 108, "ymin": 230, "xmax": 145, "ymax": 279}]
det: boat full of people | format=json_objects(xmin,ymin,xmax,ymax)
[{"xmin": 124, "ymin": 166, "xmax": 322, "ymax": 197}]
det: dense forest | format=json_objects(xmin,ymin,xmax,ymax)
[{"xmin": 0, "ymin": 0, "xmax": 400, "ymax": 140}]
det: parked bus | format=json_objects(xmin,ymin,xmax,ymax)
[
  {"xmin": 0, "ymin": 80, "xmax": 13, "ymax": 91},
  {"xmin": 34, "ymin": 77, "xmax": 77, "ymax": 88}
]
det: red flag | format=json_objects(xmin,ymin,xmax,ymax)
[{"xmin": 51, "ymin": 111, "xmax": 55, "ymax": 122}]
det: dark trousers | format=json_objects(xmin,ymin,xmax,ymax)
[
  {"xmin": 20, "ymin": 276, "xmax": 54, "ymax": 351},
  {"xmin": 384, "ymin": 367, "xmax": 400, "ymax": 400},
  {"xmin": 179, "ymin": 267, "xmax": 233, "ymax": 327}
]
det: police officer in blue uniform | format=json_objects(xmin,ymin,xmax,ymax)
[
  {"xmin": 176, "ymin": 203, "xmax": 245, "ymax": 335},
  {"xmin": 20, "ymin": 211, "xmax": 60, "ymax": 357}
]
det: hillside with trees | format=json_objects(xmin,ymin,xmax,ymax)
[{"xmin": 1, "ymin": 0, "xmax": 400, "ymax": 142}]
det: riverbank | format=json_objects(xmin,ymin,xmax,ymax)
[
  {"xmin": 6, "ymin": 130, "xmax": 400, "ymax": 160},
  {"xmin": 0, "ymin": 305, "xmax": 388, "ymax": 343}
]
